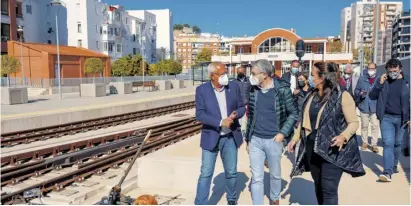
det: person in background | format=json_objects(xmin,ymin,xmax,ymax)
[
  {"xmin": 194, "ymin": 62, "xmax": 245, "ymax": 205},
  {"xmin": 282, "ymin": 60, "xmax": 300, "ymax": 93},
  {"xmin": 246, "ymin": 59, "xmax": 298, "ymax": 205},
  {"xmin": 342, "ymin": 64, "xmax": 359, "ymax": 98},
  {"xmin": 233, "ymin": 66, "xmax": 251, "ymax": 136},
  {"xmin": 369, "ymin": 58, "xmax": 410, "ymax": 182},
  {"xmin": 294, "ymin": 71, "xmax": 311, "ymax": 110},
  {"xmin": 288, "ymin": 62, "xmax": 365, "ymax": 205},
  {"xmin": 354, "ymin": 62, "xmax": 379, "ymax": 153}
]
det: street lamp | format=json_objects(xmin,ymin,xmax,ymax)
[
  {"xmin": 51, "ymin": 0, "xmax": 64, "ymax": 99},
  {"xmin": 17, "ymin": 25, "xmax": 25, "ymax": 86}
]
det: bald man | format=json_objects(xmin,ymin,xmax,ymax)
[
  {"xmin": 343, "ymin": 64, "xmax": 359, "ymax": 98},
  {"xmin": 195, "ymin": 62, "xmax": 245, "ymax": 205}
]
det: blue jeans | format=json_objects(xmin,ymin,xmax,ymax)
[
  {"xmin": 195, "ymin": 135, "xmax": 238, "ymax": 205},
  {"xmin": 381, "ymin": 115, "xmax": 405, "ymax": 175},
  {"xmin": 249, "ymin": 135, "xmax": 283, "ymax": 204}
]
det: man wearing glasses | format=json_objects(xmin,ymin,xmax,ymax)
[
  {"xmin": 354, "ymin": 62, "xmax": 379, "ymax": 153},
  {"xmin": 194, "ymin": 62, "xmax": 245, "ymax": 205}
]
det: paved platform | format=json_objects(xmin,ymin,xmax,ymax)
[
  {"xmin": 1, "ymin": 87, "xmax": 196, "ymax": 134},
  {"xmin": 128, "ymin": 134, "xmax": 410, "ymax": 205}
]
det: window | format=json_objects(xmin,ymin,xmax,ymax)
[
  {"xmin": 116, "ymin": 44, "xmax": 122, "ymax": 52},
  {"xmin": 178, "ymin": 49, "xmax": 182, "ymax": 52},
  {"xmin": 188, "ymin": 48, "xmax": 191, "ymax": 51},
  {"xmin": 1, "ymin": 23, "xmax": 10, "ymax": 42},
  {"xmin": 1, "ymin": 0, "xmax": 8, "ymax": 15},
  {"xmin": 206, "ymin": 43, "xmax": 210, "ymax": 46},
  {"xmin": 133, "ymin": 48, "xmax": 137, "ymax": 55},
  {"xmin": 125, "ymin": 17, "xmax": 128, "ymax": 24},
  {"xmin": 76, "ymin": 3, "xmax": 80, "ymax": 10},
  {"xmin": 183, "ymin": 43, "xmax": 186, "ymax": 46},
  {"xmin": 77, "ymin": 39, "xmax": 82, "ymax": 47},
  {"xmin": 114, "ymin": 11, "xmax": 120, "ymax": 21},
  {"xmin": 318, "ymin": 45, "xmax": 324, "ymax": 53},
  {"xmin": 213, "ymin": 43, "xmax": 217, "ymax": 46},
  {"xmin": 104, "ymin": 42, "xmax": 108, "ymax": 51},
  {"xmin": 183, "ymin": 49, "xmax": 187, "ymax": 52},
  {"xmin": 96, "ymin": 41, "xmax": 99, "ymax": 49},
  {"xmin": 108, "ymin": 42, "xmax": 113, "ymax": 52},
  {"xmin": 114, "ymin": 28, "xmax": 118, "ymax": 36},
  {"xmin": 26, "ymin": 4, "xmax": 32, "ymax": 14},
  {"xmin": 178, "ymin": 43, "xmax": 182, "ymax": 46},
  {"xmin": 100, "ymin": 27, "xmax": 102, "ymax": 34},
  {"xmin": 77, "ymin": 22, "xmax": 82, "ymax": 33},
  {"xmin": 16, "ymin": 2, "xmax": 23, "ymax": 17},
  {"xmin": 47, "ymin": 40, "xmax": 52, "ymax": 44},
  {"xmin": 257, "ymin": 37, "xmax": 295, "ymax": 53},
  {"xmin": 132, "ymin": 34, "xmax": 136, "ymax": 42},
  {"xmin": 188, "ymin": 59, "xmax": 191, "ymax": 63},
  {"xmin": 109, "ymin": 28, "xmax": 113, "ymax": 35},
  {"xmin": 305, "ymin": 45, "xmax": 312, "ymax": 53}
]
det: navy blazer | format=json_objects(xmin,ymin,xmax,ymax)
[{"xmin": 195, "ymin": 81, "xmax": 246, "ymax": 150}]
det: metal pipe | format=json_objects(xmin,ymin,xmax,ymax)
[
  {"xmin": 19, "ymin": 33, "xmax": 24, "ymax": 86},
  {"xmin": 56, "ymin": 12, "xmax": 62, "ymax": 99}
]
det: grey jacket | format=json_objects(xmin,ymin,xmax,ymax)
[{"xmin": 233, "ymin": 77, "xmax": 251, "ymax": 105}]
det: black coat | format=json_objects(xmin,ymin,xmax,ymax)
[
  {"xmin": 233, "ymin": 77, "xmax": 251, "ymax": 105},
  {"xmin": 291, "ymin": 86, "xmax": 366, "ymax": 178}
]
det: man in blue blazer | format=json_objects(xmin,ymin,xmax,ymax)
[{"xmin": 194, "ymin": 62, "xmax": 246, "ymax": 205}]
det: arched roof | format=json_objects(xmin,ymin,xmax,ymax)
[{"xmin": 251, "ymin": 28, "xmax": 301, "ymax": 54}]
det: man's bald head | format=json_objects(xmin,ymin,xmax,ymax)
[{"xmin": 237, "ymin": 66, "xmax": 245, "ymax": 74}]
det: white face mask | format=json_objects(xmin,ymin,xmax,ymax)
[
  {"xmin": 218, "ymin": 74, "xmax": 229, "ymax": 86},
  {"xmin": 368, "ymin": 70, "xmax": 376, "ymax": 77},
  {"xmin": 249, "ymin": 75, "xmax": 260, "ymax": 86}
]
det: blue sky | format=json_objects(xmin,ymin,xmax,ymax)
[{"xmin": 106, "ymin": 0, "xmax": 410, "ymax": 38}]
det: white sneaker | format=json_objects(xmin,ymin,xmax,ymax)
[{"xmin": 379, "ymin": 173, "xmax": 392, "ymax": 182}]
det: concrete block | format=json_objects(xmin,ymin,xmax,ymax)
[
  {"xmin": 156, "ymin": 80, "xmax": 171, "ymax": 91},
  {"xmin": 80, "ymin": 84, "xmax": 106, "ymax": 97},
  {"xmin": 171, "ymin": 80, "xmax": 184, "ymax": 89},
  {"xmin": 1, "ymin": 87, "xmax": 28, "ymax": 105},
  {"xmin": 109, "ymin": 82, "xmax": 133, "ymax": 95}
]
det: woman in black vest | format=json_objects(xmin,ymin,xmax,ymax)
[{"xmin": 287, "ymin": 62, "xmax": 365, "ymax": 205}]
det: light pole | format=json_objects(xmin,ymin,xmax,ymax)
[
  {"xmin": 51, "ymin": 0, "xmax": 64, "ymax": 99},
  {"xmin": 17, "ymin": 25, "xmax": 25, "ymax": 86},
  {"xmin": 373, "ymin": 0, "xmax": 380, "ymax": 63}
]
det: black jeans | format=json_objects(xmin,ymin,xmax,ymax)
[{"xmin": 305, "ymin": 138, "xmax": 343, "ymax": 205}]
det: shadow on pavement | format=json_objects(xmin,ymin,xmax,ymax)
[
  {"xmin": 27, "ymin": 98, "xmax": 49, "ymax": 103},
  {"xmin": 281, "ymin": 177, "xmax": 317, "ymax": 205},
  {"xmin": 208, "ymin": 172, "xmax": 249, "ymax": 204},
  {"xmin": 359, "ymin": 148, "xmax": 383, "ymax": 177},
  {"xmin": 246, "ymin": 172, "xmax": 288, "ymax": 203}
]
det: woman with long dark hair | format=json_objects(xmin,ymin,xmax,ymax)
[{"xmin": 287, "ymin": 62, "xmax": 365, "ymax": 205}]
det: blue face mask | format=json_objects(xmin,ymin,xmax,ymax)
[
  {"xmin": 308, "ymin": 75, "xmax": 316, "ymax": 88},
  {"xmin": 291, "ymin": 67, "xmax": 299, "ymax": 74}
]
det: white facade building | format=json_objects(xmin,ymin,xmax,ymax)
[
  {"xmin": 347, "ymin": 0, "xmax": 402, "ymax": 52},
  {"xmin": 145, "ymin": 9, "xmax": 173, "ymax": 61},
  {"xmin": 340, "ymin": 7, "xmax": 351, "ymax": 52},
  {"xmin": 127, "ymin": 10, "xmax": 157, "ymax": 63}
]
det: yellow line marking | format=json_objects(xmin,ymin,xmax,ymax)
[{"xmin": 1, "ymin": 92, "xmax": 195, "ymax": 119}]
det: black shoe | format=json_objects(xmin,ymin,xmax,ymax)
[
  {"xmin": 379, "ymin": 172, "xmax": 392, "ymax": 182},
  {"xmin": 228, "ymin": 201, "xmax": 237, "ymax": 205},
  {"xmin": 403, "ymin": 147, "xmax": 409, "ymax": 157}
]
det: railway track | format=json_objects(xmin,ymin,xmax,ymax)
[
  {"xmin": 1, "ymin": 117, "xmax": 201, "ymax": 205},
  {"xmin": 1, "ymin": 101, "xmax": 195, "ymax": 147}
]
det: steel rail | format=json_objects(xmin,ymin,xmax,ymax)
[
  {"xmin": 1, "ymin": 119, "xmax": 200, "ymax": 187},
  {"xmin": 1, "ymin": 117, "xmax": 195, "ymax": 166},
  {"xmin": 1, "ymin": 123, "xmax": 201, "ymax": 205},
  {"xmin": 1, "ymin": 101, "xmax": 195, "ymax": 147}
]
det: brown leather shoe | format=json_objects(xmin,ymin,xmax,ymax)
[
  {"xmin": 372, "ymin": 146, "xmax": 379, "ymax": 153},
  {"xmin": 361, "ymin": 143, "xmax": 368, "ymax": 150},
  {"xmin": 269, "ymin": 200, "xmax": 279, "ymax": 205}
]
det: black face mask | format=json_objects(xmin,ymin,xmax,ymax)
[
  {"xmin": 237, "ymin": 73, "xmax": 245, "ymax": 79},
  {"xmin": 298, "ymin": 80, "xmax": 306, "ymax": 88}
]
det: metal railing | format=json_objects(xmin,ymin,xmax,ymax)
[{"xmin": 1, "ymin": 75, "xmax": 194, "ymax": 88}]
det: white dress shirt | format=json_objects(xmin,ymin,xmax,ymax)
[
  {"xmin": 212, "ymin": 84, "xmax": 231, "ymax": 135},
  {"xmin": 290, "ymin": 73, "xmax": 297, "ymax": 91}
]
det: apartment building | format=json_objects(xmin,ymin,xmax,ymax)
[
  {"xmin": 174, "ymin": 31, "xmax": 221, "ymax": 73},
  {"xmin": 342, "ymin": 0, "xmax": 402, "ymax": 55},
  {"xmin": 392, "ymin": 10, "xmax": 410, "ymax": 58},
  {"xmin": 341, "ymin": 7, "xmax": 352, "ymax": 52},
  {"xmin": 144, "ymin": 9, "xmax": 173, "ymax": 61}
]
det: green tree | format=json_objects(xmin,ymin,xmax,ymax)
[
  {"xmin": 183, "ymin": 24, "xmax": 190, "ymax": 28},
  {"xmin": 173, "ymin": 24, "xmax": 183, "ymax": 31},
  {"xmin": 1, "ymin": 55, "xmax": 20, "ymax": 87},
  {"xmin": 330, "ymin": 41, "xmax": 343, "ymax": 53},
  {"xmin": 84, "ymin": 58, "xmax": 104, "ymax": 83},
  {"xmin": 192, "ymin": 25, "xmax": 201, "ymax": 33},
  {"xmin": 195, "ymin": 48, "xmax": 212, "ymax": 65},
  {"xmin": 167, "ymin": 60, "xmax": 183, "ymax": 76},
  {"xmin": 111, "ymin": 55, "xmax": 134, "ymax": 80},
  {"xmin": 150, "ymin": 59, "xmax": 182, "ymax": 76}
]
